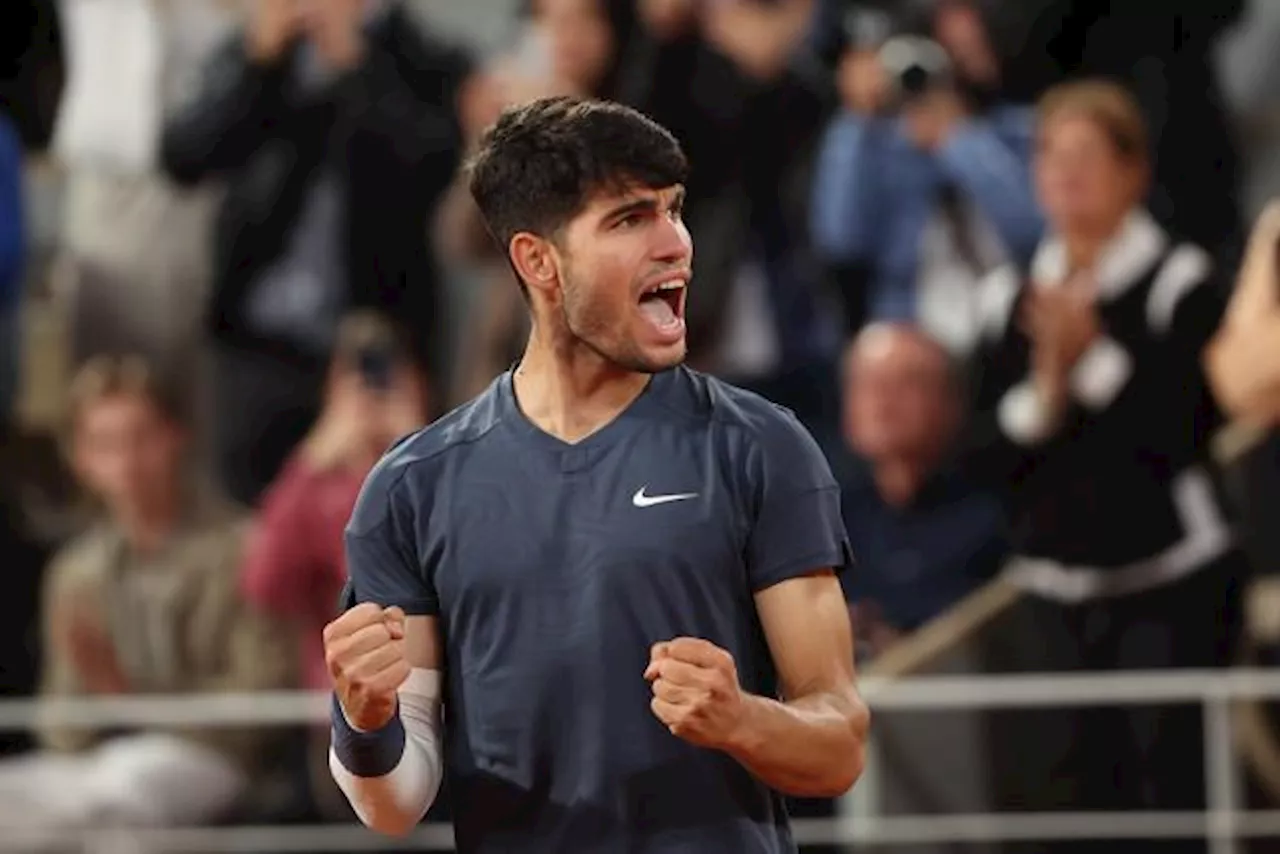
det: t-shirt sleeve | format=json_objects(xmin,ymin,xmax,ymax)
[
  {"xmin": 744, "ymin": 405, "xmax": 855, "ymax": 591},
  {"xmin": 342, "ymin": 463, "xmax": 439, "ymax": 616}
]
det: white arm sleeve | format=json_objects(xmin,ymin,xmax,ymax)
[{"xmin": 329, "ymin": 668, "xmax": 444, "ymax": 836}]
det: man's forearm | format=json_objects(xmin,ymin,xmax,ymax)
[
  {"xmin": 725, "ymin": 689, "xmax": 868, "ymax": 798},
  {"xmin": 330, "ymin": 669, "xmax": 444, "ymax": 836}
]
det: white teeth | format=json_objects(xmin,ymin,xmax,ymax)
[{"xmin": 642, "ymin": 279, "xmax": 687, "ymax": 296}]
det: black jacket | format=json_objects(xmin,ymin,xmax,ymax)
[
  {"xmin": 964, "ymin": 211, "xmax": 1235, "ymax": 602},
  {"xmin": 161, "ymin": 6, "xmax": 471, "ymax": 371}
]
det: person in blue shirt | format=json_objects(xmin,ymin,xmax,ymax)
[
  {"xmin": 838, "ymin": 323, "xmax": 1008, "ymax": 651},
  {"xmin": 0, "ymin": 112, "xmax": 24, "ymax": 430},
  {"xmin": 810, "ymin": 4, "xmax": 1043, "ymax": 354},
  {"xmin": 321, "ymin": 96, "xmax": 868, "ymax": 853}
]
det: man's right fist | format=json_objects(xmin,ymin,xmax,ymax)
[{"xmin": 324, "ymin": 603, "xmax": 411, "ymax": 731}]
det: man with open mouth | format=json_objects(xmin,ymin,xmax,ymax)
[{"xmin": 323, "ymin": 95, "xmax": 869, "ymax": 853}]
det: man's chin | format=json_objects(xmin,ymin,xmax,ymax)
[{"xmin": 635, "ymin": 340, "xmax": 687, "ymax": 373}]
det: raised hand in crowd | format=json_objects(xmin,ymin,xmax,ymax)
[
  {"xmin": 247, "ymin": 0, "xmax": 304, "ymax": 62},
  {"xmin": 303, "ymin": 0, "xmax": 367, "ymax": 70},
  {"xmin": 1206, "ymin": 200, "xmax": 1280, "ymax": 425},
  {"xmin": 931, "ymin": 0, "xmax": 999, "ymax": 89},
  {"xmin": 1021, "ymin": 275, "xmax": 1101, "ymax": 415},
  {"xmin": 836, "ymin": 49, "xmax": 889, "ymax": 115},
  {"xmin": 637, "ymin": 0, "xmax": 699, "ymax": 41},
  {"xmin": 637, "ymin": 0, "xmax": 813, "ymax": 81},
  {"xmin": 302, "ymin": 364, "xmax": 426, "ymax": 474},
  {"xmin": 700, "ymin": 0, "xmax": 812, "ymax": 80}
]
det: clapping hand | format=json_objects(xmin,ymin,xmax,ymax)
[
  {"xmin": 1021, "ymin": 278, "xmax": 1101, "ymax": 403},
  {"xmin": 303, "ymin": 0, "xmax": 365, "ymax": 70}
]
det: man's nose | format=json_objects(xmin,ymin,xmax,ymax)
[{"xmin": 651, "ymin": 215, "xmax": 692, "ymax": 265}]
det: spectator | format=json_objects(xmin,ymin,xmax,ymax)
[
  {"xmin": 628, "ymin": 0, "xmax": 844, "ymax": 451},
  {"xmin": 810, "ymin": 0, "xmax": 1043, "ymax": 356},
  {"xmin": 49, "ymin": 0, "xmax": 239, "ymax": 390},
  {"xmin": 968, "ymin": 80, "xmax": 1242, "ymax": 851},
  {"xmin": 0, "ymin": 355, "xmax": 294, "ymax": 833},
  {"xmin": 1000, "ymin": 0, "xmax": 1246, "ymax": 259},
  {"xmin": 441, "ymin": 0, "xmax": 637, "ymax": 405},
  {"xmin": 242, "ymin": 312, "xmax": 425, "ymax": 694},
  {"xmin": 839, "ymin": 322, "xmax": 1007, "ymax": 655},
  {"xmin": 0, "ymin": 110, "xmax": 24, "ymax": 430},
  {"xmin": 160, "ymin": 0, "xmax": 472, "ymax": 506},
  {"xmin": 241, "ymin": 310, "xmax": 425, "ymax": 817}
]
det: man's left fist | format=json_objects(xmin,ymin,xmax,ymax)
[{"xmin": 645, "ymin": 637, "xmax": 747, "ymax": 750}]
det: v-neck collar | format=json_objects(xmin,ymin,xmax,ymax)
[{"xmin": 497, "ymin": 367, "xmax": 671, "ymax": 470}]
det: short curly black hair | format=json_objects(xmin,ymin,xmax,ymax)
[{"xmin": 466, "ymin": 96, "xmax": 688, "ymax": 253}]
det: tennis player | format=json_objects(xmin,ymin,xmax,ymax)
[{"xmin": 323, "ymin": 96, "xmax": 868, "ymax": 853}]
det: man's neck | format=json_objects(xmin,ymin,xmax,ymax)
[
  {"xmin": 514, "ymin": 327, "xmax": 652, "ymax": 444},
  {"xmin": 115, "ymin": 494, "xmax": 182, "ymax": 556},
  {"xmin": 871, "ymin": 458, "xmax": 933, "ymax": 509}
]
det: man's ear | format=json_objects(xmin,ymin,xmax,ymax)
[{"xmin": 509, "ymin": 232, "xmax": 559, "ymax": 297}]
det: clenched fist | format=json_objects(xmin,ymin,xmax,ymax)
[
  {"xmin": 324, "ymin": 603, "xmax": 411, "ymax": 731},
  {"xmin": 645, "ymin": 637, "xmax": 747, "ymax": 750}
]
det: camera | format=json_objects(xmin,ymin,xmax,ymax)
[
  {"xmin": 878, "ymin": 35, "xmax": 953, "ymax": 104},
  {"xmin": 355, "ymin": 343, "xmax": 397, "ymax": 393},
  {"xmin": 838, "ymin": 2, "xmax": 954, "ymax": 106},
  {"xmin": 334, "ymin": 311, "xmax": 408, "ymax": 395}
]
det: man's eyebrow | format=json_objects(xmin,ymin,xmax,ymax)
[
  {"xmin": 600, "ymin": 197, "xmax": 660, "ymax": 222},
  {"xmin": 601, "ymin": 189, "xmax": 686, "ymax": 222}
]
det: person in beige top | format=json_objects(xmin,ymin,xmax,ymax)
[{"xmin": 0, "ymin": 354, "xmax": 294, "ymax": 834}]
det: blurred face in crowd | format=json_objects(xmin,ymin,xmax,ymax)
[
  {"xmin": 1035, "ymin": 110, "xmax": 1145, "ymax": 239},
  {"xmin": 844, "ymin": 325, "xmax": 956, "ymax": 463},
  {"xmin": 539, "ymin": 183, "xmax": 692, "ymax": 373},
  {"xmin": 72, "ymin": 392, "xmax": 184, "ymax": 518},
  {"xmin": 535, "ymin": 0, "xmax": 616, "ymax": 93}
]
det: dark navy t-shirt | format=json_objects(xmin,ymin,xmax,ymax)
[{"xmin": 344, "ymin": 366, "xmax": 853, "ymax": 854}]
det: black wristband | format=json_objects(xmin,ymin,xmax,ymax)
[{"xmin": 330, "ymin": 694, "xmax": 406, "ymax": 778}]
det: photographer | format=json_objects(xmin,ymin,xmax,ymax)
[
  {"xmin": 160, "ymin": 0, "xmax": 472, "ymax": 506},
  {"xmin": 241, "ymin": 311, "xmax": 426, "ymax": 697},
  {"xmin": 810, "ymin": 0, "xmax": 1043, "ymax": 356}
]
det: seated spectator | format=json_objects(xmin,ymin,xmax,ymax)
[
  {"xmin": 0, "ymin": 355, "xmax": 294, "ymax": 833},
  {"xmin": 240, "ymin": 311, "xmax": 425, "ymax": 815},
  {"xmin": 968, "ymin": 79, "xmax": 1242, "ymax": 845},
  {"xmin": 160, "ymin": 0, "xmax": 472, "ymax": 506},
  {"xmin": 839, "ymin": 323, "xmax": 1007, "ymax": 656},
  {"xmin": 810, "ymin": 0, "xmax": 1043, "ymax": 356}
]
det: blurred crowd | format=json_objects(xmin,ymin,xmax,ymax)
[{"xmin": 1, "ymin": 0, "xmax": 1279, "ymax": 849}]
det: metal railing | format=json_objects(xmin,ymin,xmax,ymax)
[{"xmin": 3, "ymin": 668, "xmax": 1279, "ymax": 852}]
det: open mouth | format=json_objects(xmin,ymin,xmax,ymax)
[{"xmin": 638, "ymin": 278, "xmax": 687, "ymax": 335}]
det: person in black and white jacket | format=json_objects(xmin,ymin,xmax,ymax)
[{"xmin": 967, "ymin": 79, "xmax": 1245, "ymax": 847}]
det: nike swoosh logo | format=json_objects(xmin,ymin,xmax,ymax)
[{"xmin": 632, "ymin": 487, "xmax": 699, "ymax": 508}]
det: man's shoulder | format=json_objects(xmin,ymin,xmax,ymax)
[
  {"xmin": 668, "ymin": 368, "xmax": 832, "ymax": 482},
  {"xmin": 46, "ymin": 526, "xmax": 114, "ymax": 590},
  {"xmin": 669, "ymin": 367, "xmax": 802, "ymax": 438},
  {"xmin": 349, "ymin": 380, "xmax": 505, "ymax": 534}
]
